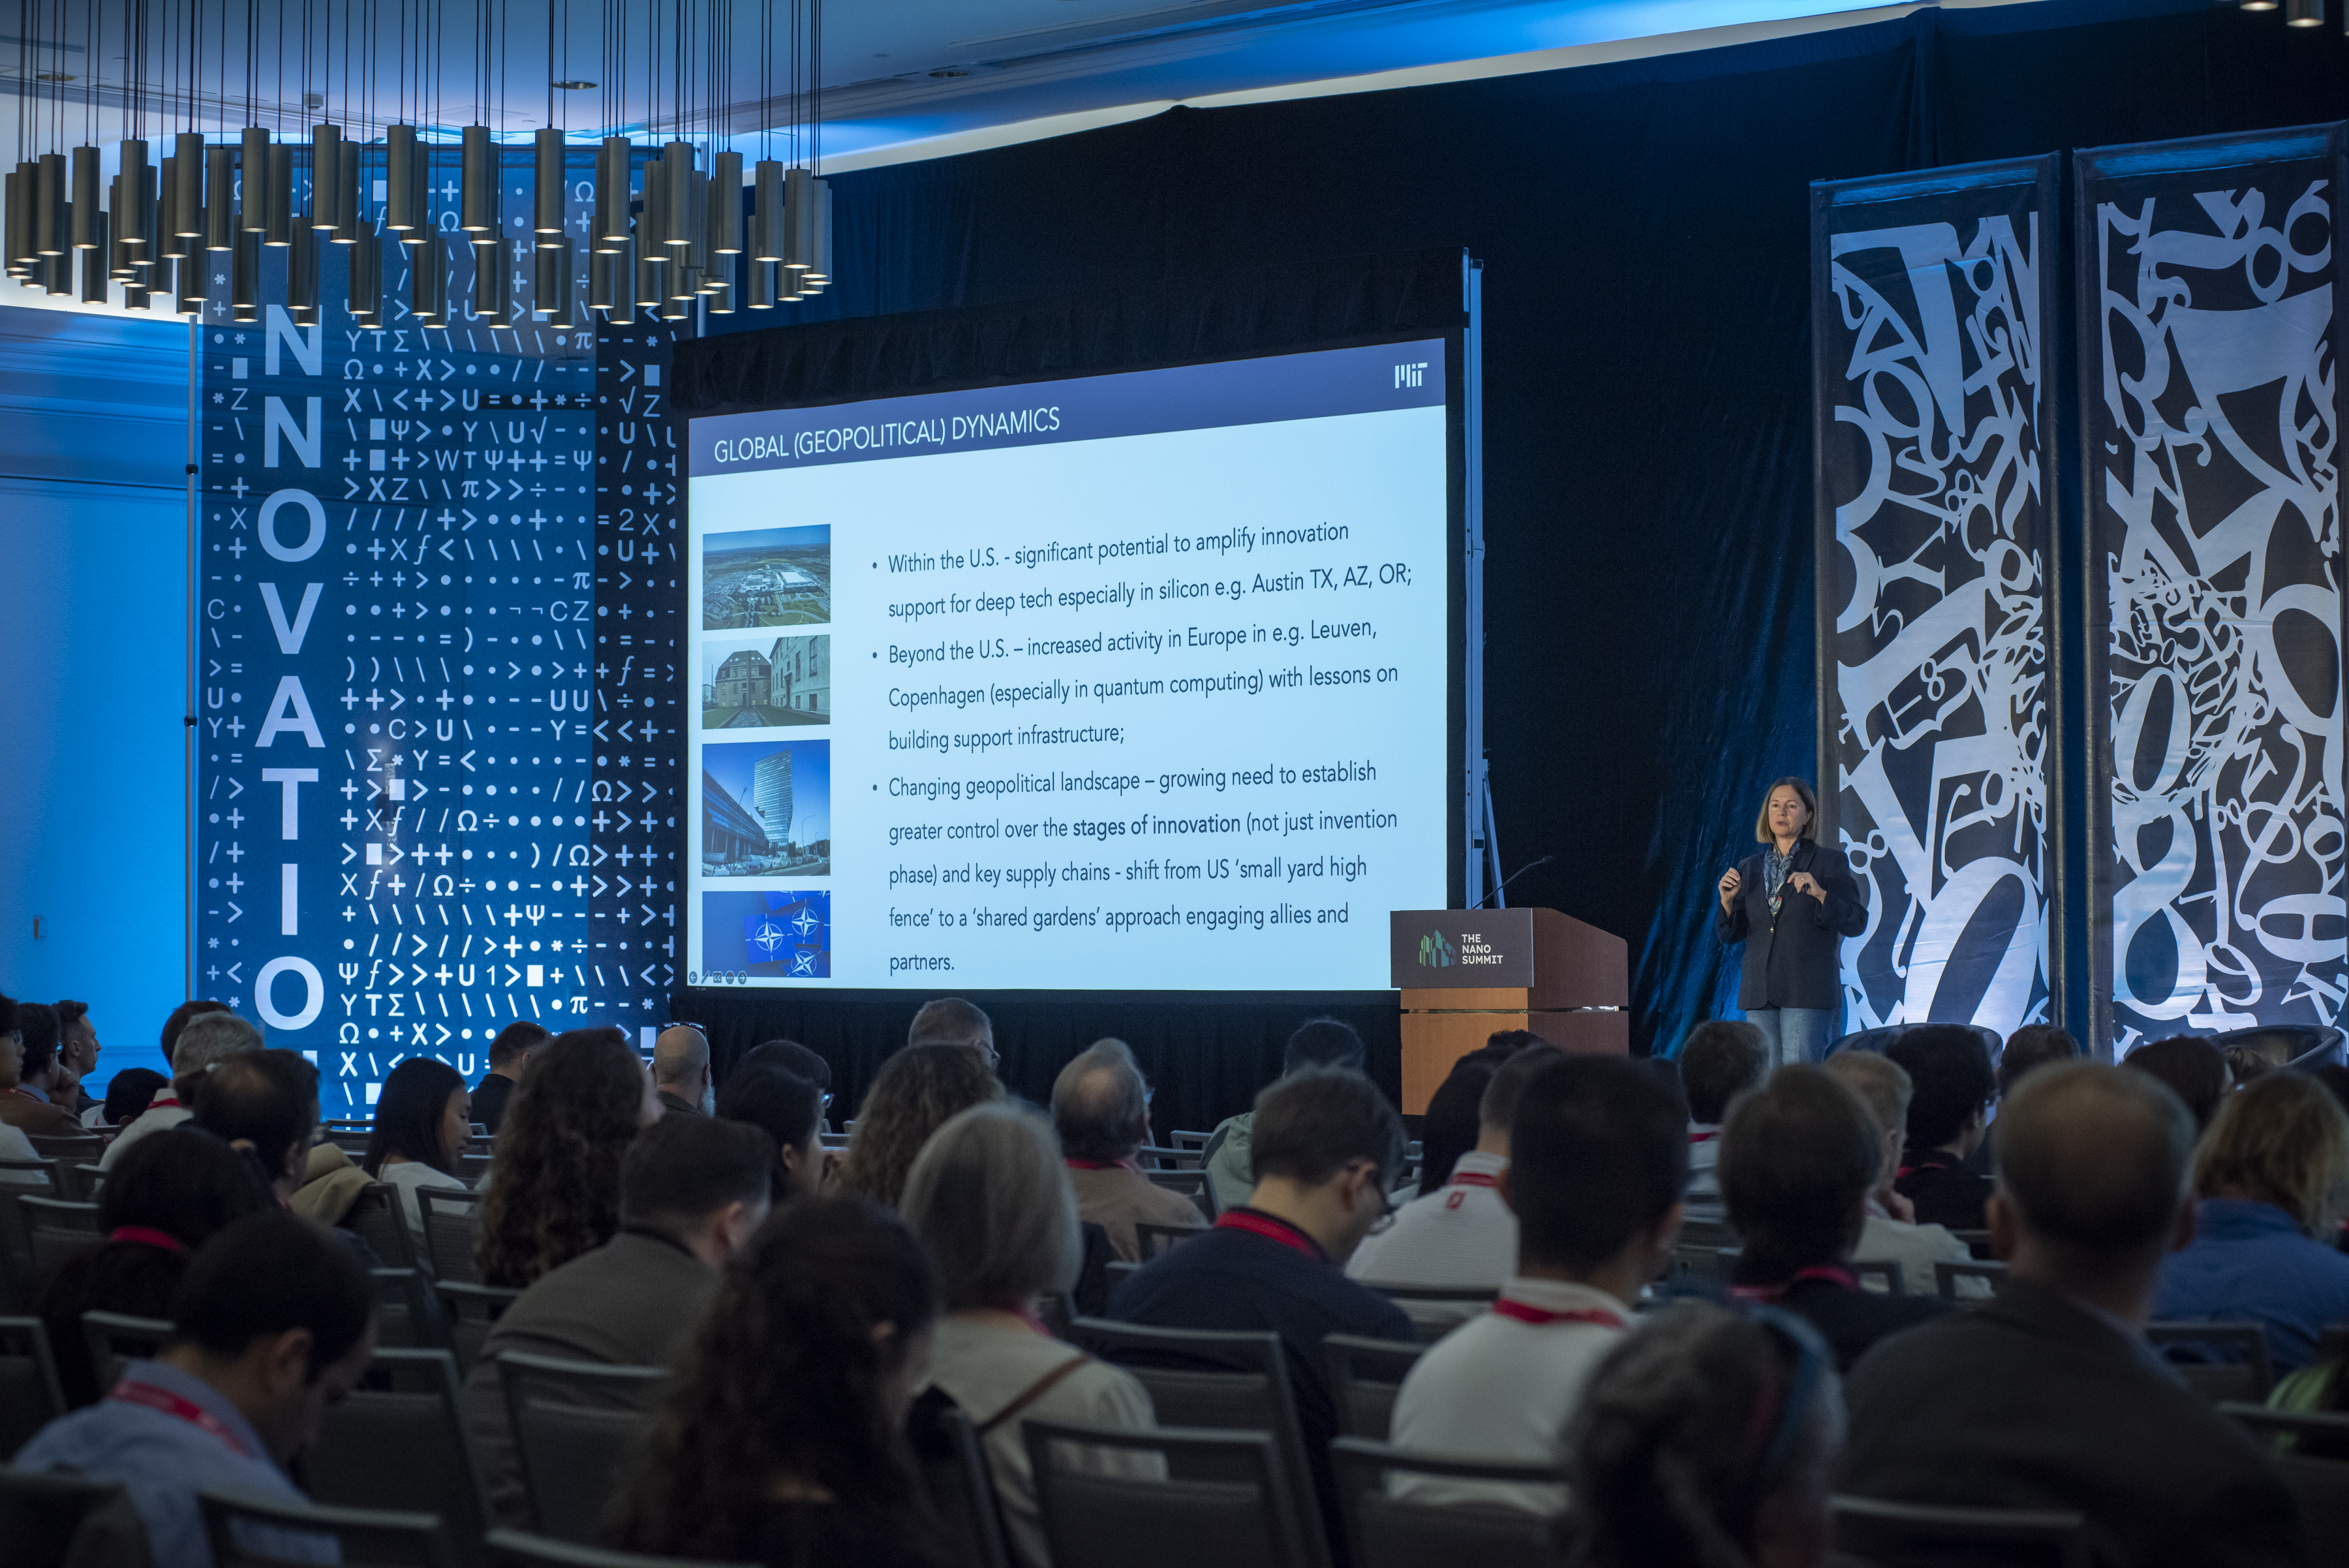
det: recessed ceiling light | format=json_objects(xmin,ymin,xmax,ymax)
[{"xmin": 553, "ymin": 79, "xmax": 596, "ymax": 89}]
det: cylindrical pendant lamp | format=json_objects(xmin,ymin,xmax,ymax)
[
  {"xmin": 661, "ymin": 142, "xmax": 694, "ymax": 251},
  {"xmin": 204, "ymin": 147, "xmax": 236, "ymax": 251},
  {"xmin": 386, "ymin": 125, "xmax": 420, "ymax": 232},
  {"xmin": 337, "ymin": 143, "xmax": 361, "ymax": 241},
  {"xmin": 311, "ymin": 125, "xmax": 341, "ymax": 232},
  {"xmin": 241, "ymin": 128, "xmax": 270, "ymax": 233},
  {"xmin": 747, "ymin": 256, "xmax": 775, "ymax": 309},
  {"xmin": 7, "ymin": 167, "xmax": 29, "ymax": 273},
  {"xmin": 265, "ymin": 145, "xmax": 293, "ymax": 245},
  {"xmin": 782, "ymin": 166, "xmax": 812, "ymax": 272},
  {"xmin": 461, "ymin": 125, "xmax": 494, "ymax": 233},
  {"xmin": 414, "ymin": 234, "xmax": 446, "ymax": 324},
  {"xmin": 70, "ymin": 147, "xmax": 99, "ymax": 249},
  {"xmin": 154, "ymin": 158, "xmax": 178, "ymax": 260},
  {"xmin": 37, "ymin": 153, "xmax": 67, "ymax": 256},
  {"xmin": 232, "ymin": 227, "xmax": 260, "ymax": 319},
  {"xmin": 712, "ymin": 151, "xmax": 744, "ymax": 256},
  {"xmin": 635, "ymin": 238, "xmax": 664, "ymax": 309},
  {"xmin": 80, "ymin": 211, "xmax": 108, "ymax": 301},
  {"xmin": 752, "ymin": 161, "xmax": 784, "ymax": 262},
  {"xmin": 806, "ymin": 181, "xmax": 833, "ymax": 287},
  {"xmin": 534, "ymin": 236, "xmax": 568, "ymax": 317},
  {"xmin": 173, "ymin": 134, "xmax": 205, "ymax": 237},
  {"xmin": 350, "ymin": 224, "xmax": 381, "ymax": 322},
  {"xmin": 117, "ymin": 139, "xmax": 149, "ymax": 251},
  {"xmin": 534, "ymin": 129, "xmax": 565, "ymax": 236},
  {"xmin": 288, "ymin": 227, "xmax": 318, "ymax": 318},
  {"xmin": 597, "ymin": 138, "xmax": 632, "ymax": 247},
  {"xmin": 477, "ymin": 238, "xmax": 512, "ymax": 327}
]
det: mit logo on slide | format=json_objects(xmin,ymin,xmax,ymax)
[{"xmin": 1394, "ymin": 361, "xmax": 1429, "ymax": 388}]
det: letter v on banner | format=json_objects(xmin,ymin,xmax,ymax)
[{"xmin": 260, "ymin": 583, "xmax": 323, "ymax": 653}]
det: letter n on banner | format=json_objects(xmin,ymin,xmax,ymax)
[
  {"xmin": 2078, "ymin": 124, "xmax": 2348, "ymax": 1053},
  {"xmin": 1811, "ymin": 155, "xmax": 2061, "ymax": 1039}
]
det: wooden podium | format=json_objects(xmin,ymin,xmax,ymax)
[{"xmin": 1389, "ymin": 908, "xmax": 1629, "ymax": 1113}]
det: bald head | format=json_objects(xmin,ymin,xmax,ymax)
[
  {"xmin": 1995, "ymin": 1060, "xmax": 2194, "ymax": 1284},
  {"xmin": 1052, "ymin": 1038, "xmax": 1148, "ymax": 1163},
  {"xmin": 654, "ymin": 1026, "xmax": 710, "ymax": 1088}
]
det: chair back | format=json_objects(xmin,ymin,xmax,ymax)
[
  {"xmin": 1852, "ymin": 1258, "xmax": 1905, "ymax": 1295},
  {"xmin": 1321, "ymin": 1334, "xmax": 1426, "ymax": 1441},
  {"xmin": 2219, "ymin": 1404, "xmax": 2349, "ymax": 1566},
  {"xmin": 347, "ymin": 1184, "xmax": 420, "ymax": 1271},
  {"xmin": 0, "ymin": 1316, "xmax": 67, "ymax": 1461},
  {"xmin": 198, "ymin": 1488, "xmax": 455, "ymax": 1568},
  {"xmin": 483, "ymin": 1528, "xmax": 757, "ymax": 1567},
  {"xmin": 1134, "ymin": 1222, "xmax": 1202, "ymax": 1260},
  {"xmin": 307, "ymin": 1348, "xmax": 490, "ymax": 1563},
  {"xmin": 439, "ymin": 1281, "xmax": 523, "ymax": 1379},
  {"xmin": 0, "ymin": 1467, "xmax": 155, "ymax": 1568},
  {"xmin": 79, "ymin": 1311, "xmax": 172, "ymax": 1394},
  {"xmin": 1934, "ymin": 1260, "xmax": 2007, "ymax": 1301},
  {"xmin": 1368, "ymin": 1285, "xmax": 1497, "ymax": 1342},
  {"xmin": 1147, "ymin": 1169, "xmax": 1214, "ymax": 1211},
  {"xmin": 55, "ymin": 1165, "xmax": 105, "ymax": 1203},
  {"xmin": 918, "ymin": 1400, "xmax": 1013, "ymax": 1568},
  {"xmin": 1829, "ymin": 1494, "xmax": 2089, "ymax": 1567},
  {"xmin": 1021, "ymin": 1417, "xmax": 1328, "ymax": 1568},
  {"xmin": 20, "ymin": 1195, "xmax": 102, "ymax": 1235},
  {"xmin": 1066, "ymin": 1319, "xmax": 1316, "ymax": 1513},
  {"xmin": 0, "ymin": 1163, "xmax": 61, "ymax": 1313},
  {"xmin": 1167, "ymin": 1130, "xmax": 1213, "ymax": 1155},
  {"xmin": 1326, "ymin": 1438, "xmax": 1563, "ymax": 1568},
  {"xmin": 2146, "ymin": 1322, "xmax": 2274, "ymax": 1404},
  {"xmin": 1948, "ymin": 1229, "xmax": 1993, "ymax": 1258},
  {"xmin": 373, "ymin": 1268, "xmax": 450, "ymax": 1351},
  {"xmin": 25, "ymin": 1135, "xmax": 104, "ymax": 1165},
  {"xmin": 495, "ymin": 1351, "xmax": 668, "ymax": 1543},
  {"xmin": 419, "ymin": 1188, "xmax": 485, "ymax": 1284},
  {"xmin": 1135, "ymin": 1145, "xmax": 1202, "ymax": 1171}
]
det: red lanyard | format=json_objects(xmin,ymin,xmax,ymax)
[
  {"xmin": 109, "ymin": 1380, "xmax": 253, "ymax": 1459},
  {"xmin": 1214, "ymin": 1209, "xmax": 1322, "ymax": 1259},
  {"xmin": 1449, "ymin": 1170, "xmax": 1498, "ymax": 1189},
  {"xmin": 1688, "ymin": 1130, "xmax": 1720, "ymax": 1145},
  {"xmin": 109, "ymin": 1226, "xmax": 189, "ymax": 1253},
  {"xmin": 1493, "ymin": 1298, "xmax": 1625, "ymax": 1329},
  {"xmin": 1728, "ymin": 1265, "xmax": 1857, "ymax": 1303},
  {"xmin": 1064, "ymin": 1157, "xmax": 1122, "ymax": 1171}
]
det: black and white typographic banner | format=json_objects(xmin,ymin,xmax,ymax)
[
  {"xmin": 1813, "ymin": 156, "xmax": 2060, "ymax": 1036},
  {"xmin": 2080, "ymin": 124, "xmax": 2347, "ymax": 1049}
]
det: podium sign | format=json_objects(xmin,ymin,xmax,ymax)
[
  {"xmin": 1390, "ymin": 910, "xmax": 1540, "ymax": 989},
  {"xmin": 1388, "ymin": 908, "xmax": 1629, "ymax": 1113}
]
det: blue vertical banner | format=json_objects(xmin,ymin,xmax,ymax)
[
  {"xmin": 1811, "ymin": 156, "xmax": 2063, "ymax": 1038},
  {"xmin": 2079, "ymin": 125, "xmax": 2348, "ymax": 1051}
]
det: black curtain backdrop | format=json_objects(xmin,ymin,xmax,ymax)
[{"xmin": 675, "ymin": 0, "xmax": 2349, "ymax": 1130}]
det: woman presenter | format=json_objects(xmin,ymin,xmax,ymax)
[{"xmin": 1714, "ymin": 776, "xmax": 1866, "ymax": 1068}]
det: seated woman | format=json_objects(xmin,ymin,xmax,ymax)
[
  {"xmin": 716, "ymin": 1064, "xmax": 831, "ymax": 1203},
  {"xmin": 1561, "ymin": 1299, "xmax": 1843, "ymax": 1568},
  {"xmin": 475, "ymin": 1025, "xmax": 664, "ymax": 1287},
  {"xmin": 33, "ymin": 1130, "xmax": 266, "ymax": 1405},
  {"xmin": 604, "ymin": 1198, "xmax": 956, "ymax": 1568},
  {"xmin": 834, "ymin": 1043, "xmax": 1004, "ymax": 1208},
  {"xmin": 2154, "ymin": 1069, "xmax": 2349, "ymax": 1374},
  {"xmin": 900, "ymin": 1103, "xmax": 1156, "ymax": 1568},
  {"xmin": 363, "ymin": 1055, "xmax": 472, "ymax": 1235}
]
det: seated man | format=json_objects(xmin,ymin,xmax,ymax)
[
  {"xmin": 1719, "ymin": 1065, "xmax": 1946, "ymax": 1369},
  {"xmin": 1, "ymin": 998, "xmax": 83, "ymax": 1137},
  {"xmin": 1051, "ymin": 1038, "xmax": 1205, "ymax": 1261},
  {"xmin": 11, "ymin": 1210, "xmax": 377, "ymax": 1568},
  {"xmin": 1820, "ymin": 1051, "xmax": 1977, "ymax": 1295},
  {"xmin": 1109, "ymin": 1066, "xmax": 1415, "ymax": 1548},
  {"xmin": 1203, "ymin": 1019, "xmax": 1368, "ymax": 1214},
  {"xmin": 100, "ymin": 1010, "xmax": 264, "ymax": 1170},
  {"xmin": 470, "ymin": 1020, "xmax": 548, "ymax": 1137},
  {"xmin": 908, "ymin": 996, "xmax": 1002, "ymax": 1073},
  {"xmin": 189, "ymin": 1049, "xmax": 324, "ymax": 1204},
  {"xmin": 1842, "ymin": 1062, "xmax": 2301, "ymax": 1567},
  {"xmin": 1886, "ymin": 1024, "xmax": 1997, "ymax": 1230},
  {"xmin": 1389, "ymin": 1054, "xmax": 1683, "ymax": 1511},
  {"xmin": 467, "ymin": 1115, "xmax": 774, "ymax": 1524},
  {"xmin": 652, "ymin": 1024, "xmax": 713, "ymax": 1118},
  {"xmin": 1679, "ymin": 1020, "xmax": 1765, "ymax": 1202},
  {"xmin": 1347, "ymin": 1044, "xmax": 1563, "ymax": 1296}
]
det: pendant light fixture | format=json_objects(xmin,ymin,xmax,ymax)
[
  {"xmin": 232, "ymin": 228, "xmax": 261, "ymax": 320},
  {"xmin": 350, "ymin": 226, "xmax": 382, "ymax": 324},
  {"xmin": 71, "ymin": 148, "xmax": 100, "ymax": 252},
  {"xmin": 288, "ymin": 229, "xmax": 319, "ymax": 321},
  {"xmin": 386, "ymin": 127, "xmax": 421, "ymax": 236},
  {"xmin": 205, "ymin": 147, "xmax": 236, "ymax": 253},
  {"xmin": 118, "ymin": 140, "xmax": 149, "ymax": 255},
  {"xmin": 311, "ymin": 127, "xmax": 342, "ymax": 236},
  {"xmin": 535, "ymin": 131, "xmax": 566, "ymax": 238},
  {"xmin": 241, "ymin": 129, "xmax": 271, "ymax": 234},
  {"xmin": 461, "ymin": 127, "xmax": 496, "ymax": 235},
  {"xmin": 479, "ymin": 238, "xmax": 514, "ymax": 328},
  {"xmin": 265, "ymin": 146, "xmax": 293, "ymax": 246}
]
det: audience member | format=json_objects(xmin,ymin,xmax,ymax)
[
  {"xmin": 654, "ymin": 1024, "xmax": 714, "ymax": 1116},
  {"xmin": 1885, "ymin": 1024, "xmax": 1996, "ymax": 1229},
  {"xmin": 2225, "ymin": 1043, "xmax": 2278, "ymax": 1092},
  {"xmin": 835, "ymin": 1043, "xmax": 1005, "ymax": 1208},
  {"xmin": 1203, "ymin": 1017, "xmax": 1368, "ymax": 1213},
  {"xmin": 12, "ymin": 1211, "xmax": 377, "ymax": 1568},
  {"xmin": 606, "ymin": 1198, "xmax": 953, "ymax": 1567},
  {"xmin": 191, "ymin": 1049, "xmax": 322, "ymax": 1202},
  {"xmin": 103, "ymin": 1066, "xmax": 171, "ymax": 1129},
  {"xmin": 1820, "ymin": 1051, "xmax": 1977, "ymax": 1292},
  {"xmin": 3, "ymin": 999, "xmax": 82, "ymax": 1135},
  {"xmin": 717, "ymin": 1064, "xmax": 831, "ymax": 1201},
  {"xmin": 902, "ymin": 1103, "xmax": 1155, "ymax": 1568},
  {"xmin": 2124, "ymin": 1034, "xmax": 2232, "ymax": 1133},
  {"xmin": 470, "ymin": 1115, "xmax": 775, "ymax": 1524},
  {"xmin": 743, "ymin": 1037, "xmax": 834, "ymax": 1092},
  {"xmin": 362, "ymin": 1056, "xmax": 472, "ymax": 1233},
  {"xmin": 1409, "ymin": 1046, "xmax": 1510, "ymax": 1198},
  {"xmin": 2153, "ymin": 1070, "xmax": 2349, "ymax": 1373},
  {"xmin": 1559, "ymin": 1300, "xmax": 1843, "ymax": 1568},
  {"xmin": 2311, "ymin": 1062, "xmax": 2349, "ymax": 1119},
  {"xmin": 1049, "ymin": 1037, "xmax": 1205, "ymax": 1261},
  {"xmin": 33, "ymin": 1131, "xmax": 269, "ymax": 1407},
  {"xmin": 908, "ymin": 996, "xmax": 1001, "ymax": 1071},
  {"xmin": 1680, "ymin": 1019, "xmax": 1766, "ymax": 1202},
  {"xmin": 1391, "ymin": 1054, "xmax": 1683, "ymax": 1512},
  {"xmin": 1109, "ymin": 1066, "xmax": 1415, "ymax": 1548},
  {"xmin": 0, "ymin": 993, "xmax": 38, "ymax": 1176},
  {"xmin": 470, "ymin": 1020, "xmax": 549, "ymax": 1136},
  {"xmin": 1349, "ymin": 1044, "xmax": 1563, "ymax": 1297},
  {"xmin": 1999, "ymin": 1023, "xmax": 2079, "ymax": 1099},
  {"xmin": 1721, "ymin": 1066, "xmax": 1946, "ymax": 1368},
  {"xmin": 474, "ymin": 1026, "xmax": 663, "ymax": 1287},
  {"xmin": 1842, "ymin": 1062, "xmax": 2302, "ymax": 1567},
  {"xmin": 100, "ymin": 1009, "xmax": 264, "ymax": 1169},
  {"xmin": 54, "ymin": 999, "xmax": 102, "ymax": 1123}
]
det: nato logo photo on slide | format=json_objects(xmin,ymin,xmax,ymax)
[{"xmin": 699, "ymin": 891, "xmax": 831, "ymax": 981}]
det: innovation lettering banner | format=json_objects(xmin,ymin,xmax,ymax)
[
  {"xmin": 1811, "ymin": 155, "xmax": 2060, "ymax": 1036},
  {"xmin": 2080, "ymin": 125, "xmax": 2348, "ymax": 1051}
]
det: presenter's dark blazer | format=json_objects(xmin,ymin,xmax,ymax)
[{"xmin": 1712, "ymin": 838, "xmax": 1866, "ymax": 1013}]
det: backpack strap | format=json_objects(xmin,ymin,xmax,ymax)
[{"xmin": 974, "ymin": 1351, "xmax": 1095, "ymax": 1437}]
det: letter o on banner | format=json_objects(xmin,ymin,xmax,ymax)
[
  {"xmin": 260, "ymin": 489, "xmax": 327, "ymax": 562},
  {"xmin": 255, "ymin": 955, "xmax": 325, "ymax": 1031}
]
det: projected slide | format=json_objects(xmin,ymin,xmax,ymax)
[{"xmin": 685, "ymin": 339, "xmax": 1452, "ymax": 991}]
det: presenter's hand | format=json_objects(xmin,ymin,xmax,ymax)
[
  {"xmin": 1789, "ymin": 871, "xmax": 1826, "ymax": 903},
  {"xmin": 1718, "ymin": 869, "xmax": 1742, "ymax": 911}
]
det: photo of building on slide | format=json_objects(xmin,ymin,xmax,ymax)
[
  {"xmin": 701, "ymin": 635, "xmax": 830, "ymax": 729},
  {"xmin": 703, "ymin": 524, "xmax": 831, "ymax": 628},
  {"xmin": 702, "ymin": 739, "xmax": 832, "ymax": 877}
]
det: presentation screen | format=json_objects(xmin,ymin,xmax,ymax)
[{"xmin": 684, "ymin": 337, "xmax": 1458, "ymax": 991}]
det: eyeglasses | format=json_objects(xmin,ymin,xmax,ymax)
[{"xmin": 1360, "ymin": 1162, "xmax": 1401, "ymax": 1235}]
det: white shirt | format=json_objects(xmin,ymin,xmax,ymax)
[
  {"xmin": 1345, "ymin": 1150, "xmax": 1517, "ymax": 1311},
  {"xmin": 1856, "ymin": 1203, "xmax": 1986, "ymax": 1299},
  {"xmin": 0, "ymin": 1118, "xmax": 42, "ymax": 1184},
  {"xmin": 1685, "ymin": 1123, "xmax": 1724, "ymax": 1200},
  {"xmin": 375, "ymin": 1158, "xmax": 471, "ymax": 1235},
  {"xmin": 1389, "ymin": 1276, "xmax": 1629, "ymax": 1513},
  {"xmin": 97, "ymin": 1102, "xmax": 194, "ymax": 1170}
]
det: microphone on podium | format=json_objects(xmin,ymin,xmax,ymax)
[{"xmin": 1473, "ymin": 853, "xmax": 1554, "ymax": 910}]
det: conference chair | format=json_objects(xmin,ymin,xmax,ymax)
[
  {"xmin": 1148, "ymin": 1168, "xmax": 1215, "ymax": 1213},
  {"xmin": 484, "ymin": 1528, "xmax": 757, "ymax": 1567},
  {"xmin": 1327, "ymin": 1438, "xmax": 1564, "ymax": 1568},
  {"xmin": 419, "ymin": 1188, "xmax": 487, "ymax": 1284},
  {"xmin": 198, "ymin": 1489, "xmax": 456, "ymax": 1568},
  {"xmin": 1135, "ymin": 1145, "xmax": 1202, "ymax": 1172},
  {"xmin": 495, "ymin": 1351, "xmax": 668, "ymax": 1544},
  {"xmin": 1824, "ymin": 1026, "xmax": 1904, "ymax": 1057},
  {"xmin": 25, "ymin": 1134, "xmax": 105, "ymax": 1165},
  {"xmin": 1949, "ymin": 1228, "xmax": 1994, "ymax": 1259},
  {"xmin": 373, "ymin": 1267, "xmax": 452, "ymax": 1351},
  {"xmin": 1828, "ymin": 1494, "xmax": 2089, "ymax": 1567},
  {"xmin": 1105, "ymin": 1260, "xmax": 1141, "ymax": 1293},
  {"xmin": 324, "ymin": 1120, "xmax": 376, "ymax": 1156},
  {"xmin": 21, "ymin": 1199, "xmax": 103, "ymax": 1282},
  {"xmin": 440, "ymin": 1281, "xmax": 523, "ymax": 1378},
  {"xmin": 1852, "ymin": 1259, "xmax": 1905, "ymax": 1295},
  {"xmin": 917, "ymin": 1400, "xmax": 1014, "ymax": 1568},
  {"xmin": 2220, "ymin": 1404, "xmax": 2349, "ymax": 1567},
  {"xmin": 0, "ymin": 1161, "xmax": 63, "ymax": 1312},
  {"xmin": 1934, "ymin": 1260, "xmax": 2008, "ymax": 1301},
  {"xmin": 1368, "ymin": 1284, "xmax": 1497, "ymax": 1342},
  {"xmin": 1321, "ymin": 1334, "xmax": 1426, "ymax": 1441},
  {"xmin": 0, "ymin": 1467, "xmax": 155, "ymax": 1568},
  {"xmin": 1, "ymin": 1316, "xmax": 67, "ymax": 1462},
  {"xmin": 1134, "ymin": 1222, "xmax": 1204, "ymax": 1260},
  {"xmin": 1022, "ymin": 1417, "xmax": 1330, "ymax": 1568},
  {"xmin": 1167, "ymin": 1130, "xmax": 1213, "ymax": 1157},
  {"xmin": 79, "ymin": 1311, "xmax": 172, "ymax": 1393},
  {"xmin": 2146, "ymin": 1322, "xmax": 2274, "ymax": 1404},
  {"xmin": 347, "ymin": 1183, "xmax": 422, "ymax": 1272},
  {"xmin": 307, "ymin": 1347, "xmax": 491, "ymax": 1567},
  {"xmin": 2208, "ymin": 1024, "xmax": 2347, "ymax": 1074},
  {"xmin": 1066, "ymin": 1318, "xmax": 1317, "ymax": 1515},
  {"xmin": 55, "ymin": 1164, "xmax": 104, "ymax": 1203}
]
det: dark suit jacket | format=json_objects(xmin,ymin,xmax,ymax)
[
  {"xmin": 1896, "ymin": 1147, "xmax": 1992, "ymax": 1232},
  {"xmin": 1728, "ymin": 1265, "xmax": 1947, "ymax": 1372},
  {"xmin": 1713, "ymin": 838, "xmax": 1866, "ymax": 1011},
  {"xmin": 470, "ymin": 1071, "xmax": 517, "ymax": 1136},
  {"xmin": 1842, "ymin": 1278, "xmax": 2301, "ymax": 1568}
]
